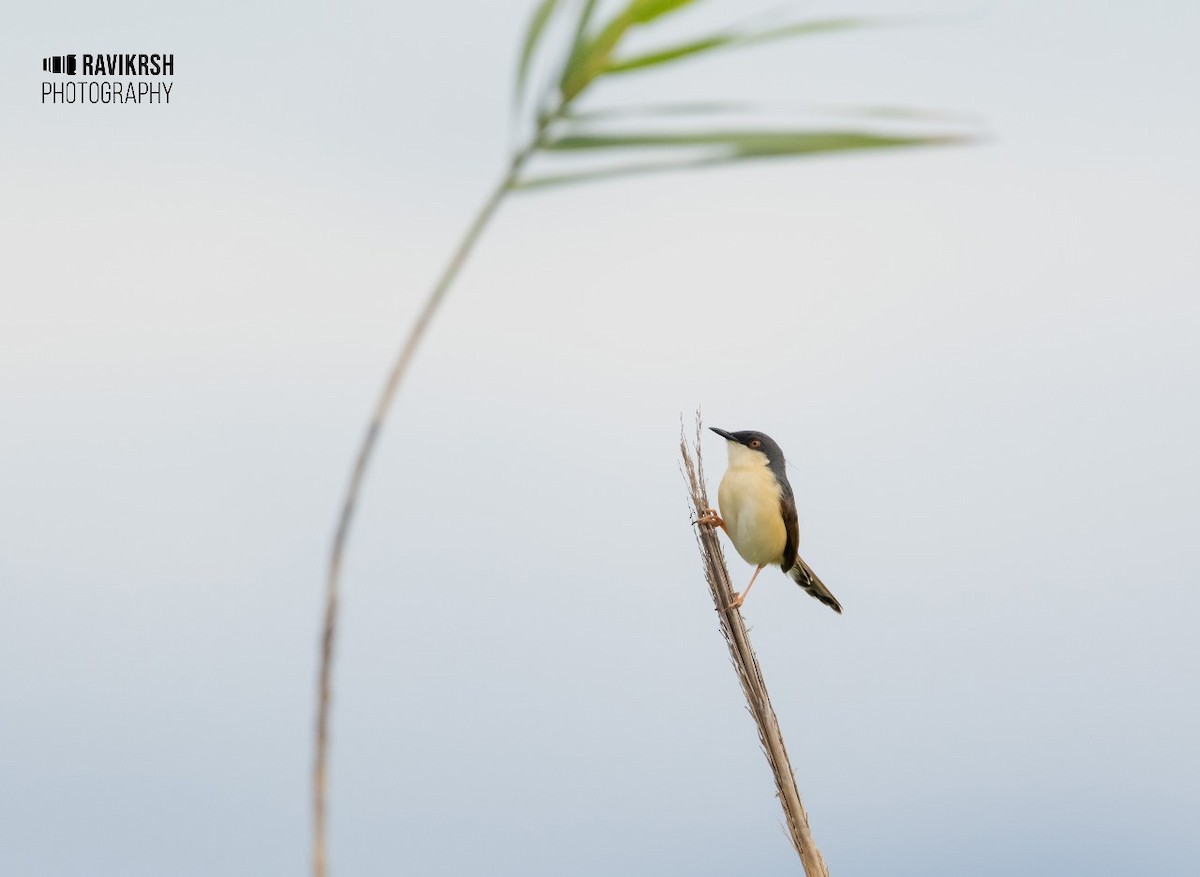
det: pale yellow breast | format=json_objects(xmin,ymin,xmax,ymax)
[{"xmin": 717, "ymin": 461, "xmax": 787, "ymax": 567}]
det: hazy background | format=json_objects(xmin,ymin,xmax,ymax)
[{"xmin": 2, "ymin": 1, "xmax": 1198, "ymax": 875}]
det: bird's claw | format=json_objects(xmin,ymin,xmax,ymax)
[{"xmin": 694, "ymin": 508, "xmax": 724, "ymax": 528}]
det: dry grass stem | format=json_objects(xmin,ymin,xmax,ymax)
[{"xmin": 681, "ymin": 414, "xmax": 831, "ymax": 877}]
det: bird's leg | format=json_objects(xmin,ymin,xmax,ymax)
[
  {"xmin": 727, "ymin": 565, "xmax": 765, "ymax": 610},
  {"xmin": 694, "ymin": 507, "xmax": 726, "ymax": 531}
]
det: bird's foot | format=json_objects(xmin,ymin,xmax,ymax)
[
  {"xmin": 721, "ymin": 592, "xmax": 746, "ymax": 611},
  {"xmin": 694, "ymin": 508, "xmax": 724, "ymax": 529}
]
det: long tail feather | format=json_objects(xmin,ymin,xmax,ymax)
[{"xmin": 788, "ymin": 556, "xmax": 843, "ymax": 614}]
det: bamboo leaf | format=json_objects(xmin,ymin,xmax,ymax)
[
  {"xmin": 515, "ymin": 0, "xmax": 562, "ymax": 112},
  {"xmin": 604, "ymin": 17, "xmax": 867, "ymax": 74}
]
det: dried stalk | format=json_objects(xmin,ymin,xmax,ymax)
[{"xmin": 680, "ymin": 415, "xmax": 830, "ymax": 877}]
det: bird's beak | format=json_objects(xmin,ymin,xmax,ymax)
[{"xmin": 709, "ymin": 427, "xmax": 736, "ymax": 442}]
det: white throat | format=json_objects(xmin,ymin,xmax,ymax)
[{"xmin": 726, "ymin": 441, "xmax": 771, "ymax": 471}]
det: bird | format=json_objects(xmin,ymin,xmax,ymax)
[{"xmin": 695, "ymin": 427, "xmax": 842, "ymax": 613}]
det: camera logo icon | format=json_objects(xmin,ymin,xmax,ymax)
[{"xmin": 42, "ymin": 55, "xmax": 78, "ymax": 75}]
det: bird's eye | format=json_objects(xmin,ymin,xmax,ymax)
[{"xmin": 749, "ymin": 439, "xmax": 761, "ymax": 449}]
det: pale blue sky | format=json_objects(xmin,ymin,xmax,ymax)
[{"xmin": 2, "ymin": 2, "xmax": 1198, "ymax": 875}]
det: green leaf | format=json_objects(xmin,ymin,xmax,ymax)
[
  {"xmin": 726, "ymin": 130, "xmax": 963, "ymax": 159},
  {"xmin": 605, "ymin": 35, "xmax": 727, "ymax": 73},
  {"xmin": 515, "ymin": 127, "xmax": 963, "ymax": 190},
  {"xmin": 604, "ymin": 17, "xmax": 867, "ymax": 75},
  {"xmin": 564, "ymin": 101, "xmax": 970, "ymax": 124},
  {"xmin": 515, "ymin": 158, "xmax": 719, "ymax": 190},
  {"xmin": 543, "ymin": 128, "xmax": 953, "ymax": 153},
  {"xmin": 563, "ymin": 101, "xmax": 758, "ymax": 121},
  {"xmin": 560, "ymin": 0, "xmax": 699, "ymax": 102},
  {"xmin": 630, "ymin": 0, "xmax": 698, "ymax": 24},
  {"xmin": 515, "ymin": 0, "xmax": 562, "ymax": 113},
  {"xmin": 561, "ymin": 6, "xmax": 635, "ymax": 100},
  {"xmin": 559, "ymin": 0, "xmax": 601, "ymax": 98}
]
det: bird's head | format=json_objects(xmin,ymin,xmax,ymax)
[{"xmin": 709, "ymin": 427, "xmax": 786, "ymax": 470}]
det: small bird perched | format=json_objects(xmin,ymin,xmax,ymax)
[{"xmin": 696, "ymin": 427, "xmax": 842, "ymax": 613}]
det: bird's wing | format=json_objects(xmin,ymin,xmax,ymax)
[{"xmin": 779, "ymin": 493, "xmax": 799, "ymax": 571}]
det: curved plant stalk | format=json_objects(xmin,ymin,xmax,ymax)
[
  {"xmin": 312, "ymin": 155, "xmax": 528, "ymax": 877},
  {"xmin": 314, "ymin": 2, "xmax": 970, "ymax": 873}
]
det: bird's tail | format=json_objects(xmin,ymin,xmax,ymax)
[{"xmin": 788, "ymin": 556, "xmax": 843, "ymax": 614}]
